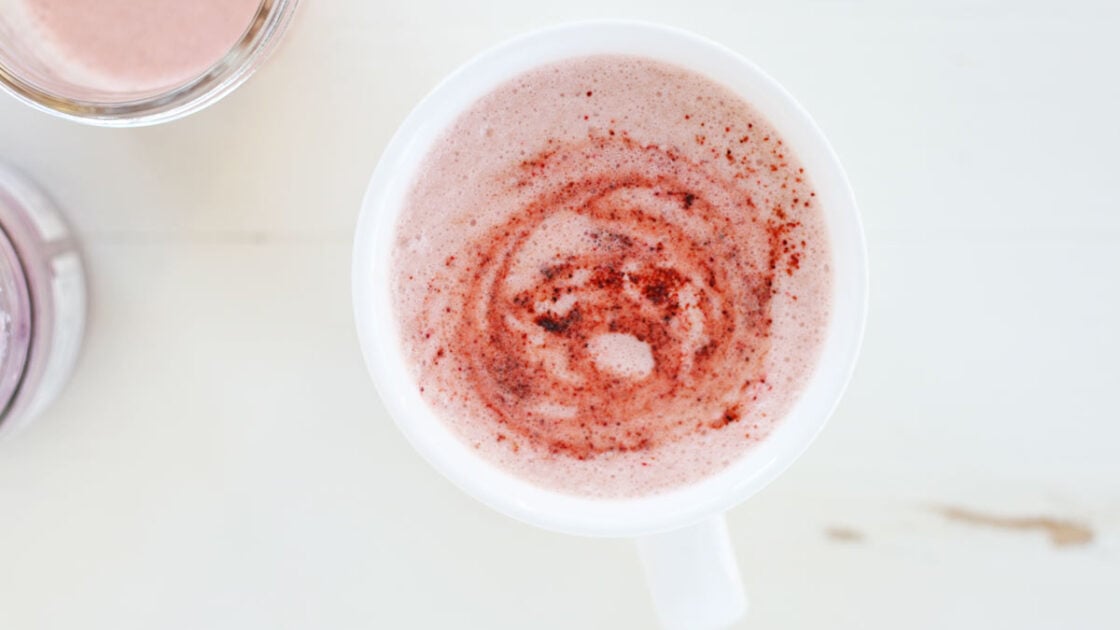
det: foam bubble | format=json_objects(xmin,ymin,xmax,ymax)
[{"xmin": 588, "ymin": 333, "xmax": 654, "ymax": 379}]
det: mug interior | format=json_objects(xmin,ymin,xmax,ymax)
[{"xmin": 353, "ymin": 20, "xmax": 867, "ymax": 537}]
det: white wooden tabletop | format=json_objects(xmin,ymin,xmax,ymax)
[{"xmin": 1, "ymin": 1, "xmax": 1117, "ymax": 628}]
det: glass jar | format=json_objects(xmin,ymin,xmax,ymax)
[
  {"xmin": 0, "ymin": 0, "xmax": 299, "ymax": 126},
  {"xmin": 0, "ymin": 165, "xmax": 86, "ymax": 435}
]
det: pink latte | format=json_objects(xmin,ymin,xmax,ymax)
[{"xmin": 392, "ymin": 56, "xmax": 831, "ymax": 498}]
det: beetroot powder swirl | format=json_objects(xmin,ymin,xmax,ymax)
[{"xmin": 454, "ymin": 136, "xmax": 790, "ymax": 459}]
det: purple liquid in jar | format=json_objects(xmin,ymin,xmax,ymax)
[{"xmin": 0, "ymin": 165, "xmax": 86, "ymax": 435}]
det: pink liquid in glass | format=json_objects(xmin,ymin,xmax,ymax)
[{"xmin": 15, "ymin": 0, "xmax": 262, "ymax": 92}]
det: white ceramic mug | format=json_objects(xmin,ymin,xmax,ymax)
[{"xmin": 353, "ymin": 21, "xmax": 867, "ymax": 629}]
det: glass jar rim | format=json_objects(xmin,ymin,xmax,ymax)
[
  {"xmin": 0, "ymin": 0, "xmax": 299, "ymax": 127},
  {"xmin": 0, "ymin": 180, "xmax": 35, "ymax": 419}
]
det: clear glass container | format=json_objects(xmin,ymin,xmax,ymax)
[
  {"xmin": 0, "ymin": 165, "xmax": 86, "ymax": 435},
  {"xmin": 0, "ymin": 0, "xmax": 299, "ymax": 126}
]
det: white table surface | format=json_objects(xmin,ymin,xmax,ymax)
[{"xmin": 2, "ymin": 1, "xmax": 1118, "ymax": 628}]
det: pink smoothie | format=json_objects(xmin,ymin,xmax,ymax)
[
  {"xmin": 392, "ymin": 56, "xmax": 833, "ymax": 498},
  {"xmin": 15, "ymin": 0, "xmax": 261, "ymax": 92}
]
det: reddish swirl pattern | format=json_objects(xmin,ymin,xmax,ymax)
[{"xmin": 437, "ymin": 136, "xmax": 798, "ymax": 459}]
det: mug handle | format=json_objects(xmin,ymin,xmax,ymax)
[{"xmin": 637, "ymin": 515, "xmax": 747, "ymax": 629}]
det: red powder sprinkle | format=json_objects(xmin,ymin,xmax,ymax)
[{"xmin": 421, "ymin": 130, "xmax": 812, "ymax": 460}]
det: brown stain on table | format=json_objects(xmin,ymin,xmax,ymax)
[
  {"xmin": 938, "ymin": 506, "xmax": 1094, "ymax": 548},
  {"xmin": 824, "ymin": 526, "xmax": 865, "ymax": 543}
]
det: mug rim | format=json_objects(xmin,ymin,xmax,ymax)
[{"xmin": 353, "ymin": 19, "xmax": 868, "ymax": 537}]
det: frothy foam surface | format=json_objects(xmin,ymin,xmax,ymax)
[
  {"xmin": 392, "ymin": 56, "xmax": 832, "ymax": 498},
  {"xmin": 10, "ymin": 0, "xmax": 260, "ymax": 92}
]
